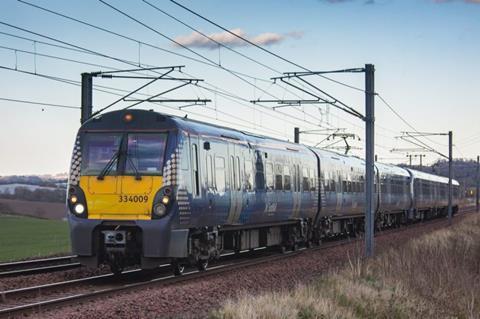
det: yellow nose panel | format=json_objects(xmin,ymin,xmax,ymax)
[{"xmin": 80, "ymin": 176, "xmax": 163, "ymax": 220}]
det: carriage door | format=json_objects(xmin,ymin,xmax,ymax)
[
  {"xmin": 226, "ymin": 144, "xmax": 243, "ymax": 224},
  {"xmin": 265, "ymin": 161, "xmax": 276, "ymax": 215},
  {"xmin": 292, "ymin": 164, "xmax": 301, "ymax": 218}
]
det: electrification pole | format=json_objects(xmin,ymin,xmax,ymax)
[
  {"xmin": 365, "ymin": 64, "xmax": 375, "ymax": 257},
  {"xmin": 418, "ymin": 154, "xmax": 425, "ymax": 168},
  {"xmin": 476, "ymin": 155, "xmax": 479, "ymax": 212},
  {"xmin": 294, "ymin": 127, "xmax": 300, "ymax": 144},
  {"xmin": 448, "ymin": 131, "xmax": 453, "ymax": 225},
  {"xmin": 81, "ymin": 73, "xmax": 93, "ymax": 124}
]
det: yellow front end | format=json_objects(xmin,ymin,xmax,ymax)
[{"xmin": 80, "ymin": 175, "xmax": 163, "ymax": 220}]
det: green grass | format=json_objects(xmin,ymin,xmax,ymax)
[{"xmin": 0, "ymin": 214, "xmax": 70, "ymax": 262}]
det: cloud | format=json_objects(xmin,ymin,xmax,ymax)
[{"xmin": 173, "ymin": 29, "xmax": 303, "ymax": 50}]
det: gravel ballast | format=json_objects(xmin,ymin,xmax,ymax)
[{"xmin": 31, "ymin": 215, "xmax": 468, "ymax": 319}]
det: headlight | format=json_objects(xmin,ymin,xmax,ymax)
[
  {"xmin": 153, "ymin": 203, "xmax": 167, "ymax": 217},
  {"xmin": 161, "ymin": 196, "xmax": 170, "ymax": 205},
  {"xmin": 74, "ymin": 203, "xmax": 85, "ymax": 215},
  {"xmin": 70, "ymin": 195, "xmax": 78, "ymax": 204}
]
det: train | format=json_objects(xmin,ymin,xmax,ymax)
[{"xmin": 66, "ymin": 109, "xmax": 460, "ymax": 274}]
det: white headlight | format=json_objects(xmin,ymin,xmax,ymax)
[
  {"xmin": 161, "ymin": 196, "xmax": 170, "ymax": 205},
  {"xmin": 74, "ymin": 203, "xmax": 85, "ymax": 215},
  {"xmin": 153, "ymin": 203, "xmax": 167, "ymax": 217}
]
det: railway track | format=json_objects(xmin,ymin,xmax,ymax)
[
  {"xmin": 0, "ymin": 256, "xmax": 80, "ymax": 278},
  {"xmin": 0, "ymin": 206, "xmax": 475, "ymax": 318},
  {"xmin": 0, "ymin": 241, "xmax": 349, "ymax": 318}
]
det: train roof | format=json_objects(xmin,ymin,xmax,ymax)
[
  {"xmin": 407, "ymin": 168, "xmax": 459, "ymax": 185},
  {"xmin": 309, "ymin": 147, "xmax": 365, "ymax": 166},
  {"xmin": 375, "ymin": 162, "xmax": 410, "ymax": 178}
]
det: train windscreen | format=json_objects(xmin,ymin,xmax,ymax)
[
  {"xmin": 81, "ymin": 133, "xmax": 167, "ymax": 176},
  {"xmin": 81, "ymin": 133, "xmax": 122, "ymax": 175},
  {"xmin": 125, "ymin": 133, "xmax": 167, "ymax": 175}
]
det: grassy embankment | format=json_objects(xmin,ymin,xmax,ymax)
[
  {"xmin": 0, "ymin": 214, "xmax": 70, "ymax": 262},
  {"xmin": 212, "ymin": 215, "xmax": 480, "ymax": 319}
]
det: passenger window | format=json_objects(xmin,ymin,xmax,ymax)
[
  {"xmin": 192, "ymin": 144, "xmax": 200, "ymax": 197},
  {"xmin": 206, "ymin": 155, "xmax": 213, "ymax": 188},
  {"xmin": 302, "ymin": 168, "xmax": 310, "ymax": 192},
  {"xmin": 181, "ymin": 138, "xmax": 190, "ymax": 171},
  {"xmin": 230, "ymin": 156, "xmax": 236, "ymax": 191},
  {"xmin": 245, "ymin": 160, "xmax": 254, "ymax": 191},
  {"xmin": 215, "ymin": 156, "xmax": 226, "ymax": 192},
  {"xmin": 297, "ymin": 165, "xmax": 301, "ymax": 191},
  {"xmin": 309, "ymin": 168, "xmax": 316, "ymax": 191},
  {"xmin": 266, "ymin": 162, "xmax": 274, "ymax": 190},
  {"xmin": 324, "ymin": 177, "xmax": 329, "ymax": 192},
  {"xmin": 284, "ymin": 166, "xmax": 291, "ymax": 191},
  {"xmin": 275, "ymin": 164, "xmax": 283, "ymax": 190},
  {"xmin": 236, "ymin": 156, "xmax": 241, "ymax": 191}
]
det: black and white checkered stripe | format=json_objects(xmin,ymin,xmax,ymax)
[{"xmin": 68, "ymin": 135, "xmax": 82, "ymax": 186}]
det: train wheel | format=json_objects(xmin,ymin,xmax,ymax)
[
  {"xmin": 197, "ymin": 259, "xmax": 208, "ymax": 271},
  {"xmin": 172, "ymin": 262, "xmax": 185, "ymax": 276},
  {"xmin": 110, "ymin": 263, "xmax": 124, "ymax": 275}
]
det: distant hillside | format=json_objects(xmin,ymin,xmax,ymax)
[
  {"xmin": 0, "ymin": 174, "xmax": 67, "ymax": 203},
  {"xmin": 0, "ymin": 174, "xmax": 67, "ymax": 188}
]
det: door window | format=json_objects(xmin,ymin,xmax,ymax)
[{"xmin": 215, "ymin": 156, "xmax": 226, "ymax": 192}]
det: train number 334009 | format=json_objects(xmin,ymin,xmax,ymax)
[{"xmin": 118, "ymin": 195, "xmax": 149, "ymax": 203}]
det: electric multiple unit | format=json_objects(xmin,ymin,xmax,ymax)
[{"xmin": 67, "ymin": 110, "xmax": 460, "ymax": 274}]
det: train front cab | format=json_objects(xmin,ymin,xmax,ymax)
[{"xmin": 67, "ymin": 110, "xmax": 187, "ymax": 272}]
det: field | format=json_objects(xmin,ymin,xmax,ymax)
[
  {"xmin": 0, "ymin": 198, "xmax": 66, "ymax": 220},
  {"xmin": 213, "ymin": 214, "xmax": 480, "ymax": 319},
  {"xmin": 0, "ymin": 214, "xmax": 71, "ymax": 262}
]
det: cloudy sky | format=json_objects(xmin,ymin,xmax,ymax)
[{"xmin": 0, "ymin": 0, "xmax": 479, "ymax": 175}]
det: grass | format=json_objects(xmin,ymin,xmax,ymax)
[
  {"xmin": 211, "ymin": 215, "xmax": 480, "ymax": 319},
  {"xmin": 0, "ymin": 214, "xmax": 70, "ymax": 262}
]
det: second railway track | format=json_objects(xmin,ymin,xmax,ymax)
[{"xmin": 0, "ymin": 256, "xmax": 80, "ymax": 278}]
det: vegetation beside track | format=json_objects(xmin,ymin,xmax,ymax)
[
  {"xmin": 212, "ymin": 214, "xmax": 480, "ymax": 319},
  {"xmin": 0, "ymin": 214, "xmax": 70, "ymax": 262}
]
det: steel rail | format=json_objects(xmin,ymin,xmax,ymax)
[
  {"xmin": 0, "ymin": 264, "xmax": 174, "ymax": 302},
  {"xmin": 0, "ymin": 262, "xmax": 81, "ymax": 278},
  {"xmin": 0, "ymin": 255, "xmax": 76, "ymax": 271}
]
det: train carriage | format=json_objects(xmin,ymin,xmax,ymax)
[
  {"xmin": 407, "ymin": 169, "xmax": 460, "ymax": 219},
  {"xmin": 68, "ymin": 110, "xmax": 318, "ymax": 272},
  {"xmin": 375, "ymin": 163, "xmax": 411, "ymax": 226}
]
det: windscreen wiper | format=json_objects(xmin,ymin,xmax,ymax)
[
  {"xmin": 97, "ymin": 150, "xmax": 120, "ymax": 180},
  {"xmin": 126, "ymin": 155, "xmax": 142, "ymax": 180}
]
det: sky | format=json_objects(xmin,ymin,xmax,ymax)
[{"xmin": 0, "ymin": 0, "xmax": 479, "ymax": 175}]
